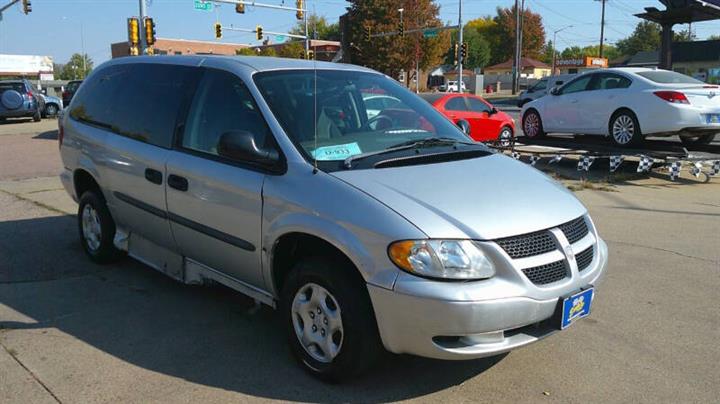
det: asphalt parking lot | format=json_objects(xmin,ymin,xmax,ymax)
[{"xmin": 1, "ymin": 118, "xmax": 719, "ymax": 403}]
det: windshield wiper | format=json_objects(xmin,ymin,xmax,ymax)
[{"xmin": 343, "ymin": 137, "xmax": 477, "ymax": 169}]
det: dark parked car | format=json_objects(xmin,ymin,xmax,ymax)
[
  {"xmin": 62, "ymin": 80, "xmax": 83, "ymax": 107},
  {"xmin": 0, "ymin": 79, "xmax": 43, "ymax": 122}
]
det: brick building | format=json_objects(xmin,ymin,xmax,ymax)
[{"xmin": 111, "ymin": 38, "xmax": 250, "ymax": 58}]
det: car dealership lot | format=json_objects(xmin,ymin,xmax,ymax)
[{"xmin": 1, "ymin": 120, "xmax": 718, "ymax": 403}]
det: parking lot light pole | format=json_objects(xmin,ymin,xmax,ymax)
[
  {"xmin": 457, "ymin": 0, "xmax": 462, "ymax": 93},
  {"xmin": 552, "ymin": 25, "xmax": 572, "ymax": 75}
]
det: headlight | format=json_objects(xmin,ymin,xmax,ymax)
[{"xmin": 388, "ymin": 240, "xmax": 495, "ymax": 280}]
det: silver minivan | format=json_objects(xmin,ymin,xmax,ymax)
[
  {"xmin": 59, "ymin": 56, "xmax": 608, "ymax": 381},
  {"xmin": 518, "ymin": 74, "xmax": 575, "ymax": 107}
]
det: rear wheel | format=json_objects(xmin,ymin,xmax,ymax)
[
  {"xmin": 281, "ymin": 257, "xmax": 382, "ymax": 381},
  {"xmin": 522, "ymin": 109, "xmax": 545, "ymax": 138},
  {"xmin": 680, "ymin": 133, "xmax": 716, "ymax": 145},
  {"xmin": 32, "ymin": 110, "xmax": 41, "ymax": 122},
  {"xmin": 78, "ymin": 191, "xmax": 123, "ymax": 264},
  {"xmin": 45, "ymin": 103, "xmax": 58, "ymax": 117},
  {"xmin": 609, "ymin": 110, "xmax": 641, "ymax": 146}
]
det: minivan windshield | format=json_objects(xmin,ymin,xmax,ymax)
[{"xmin": 254, "ymin": 70, "xmax": 473, "ymax": 168}]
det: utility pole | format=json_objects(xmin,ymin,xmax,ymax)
[
  {"xmin": 512, "ymin": 0, "xmax": 520, "ymax": 94},
  {"xmin": 599, "ymin": 0, "xmax": 606, "ymax": 57},
  {"xmin": 138, "ymin": 0, "xmax": 148, "ymax": 54},
  {"xmin": 457, "ymin": 0, "xmax": 463, "ymax": 93}
]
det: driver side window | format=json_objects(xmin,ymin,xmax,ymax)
[
  {"xmin": 559, "ymin": 75, "xmax": 593, "ymax": 95},
  {"xmin": 182, "ymin": 69, "xmax": 273, "ymax": 161}
]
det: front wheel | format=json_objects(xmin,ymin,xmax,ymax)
[
  {"xmin": 680, "ymin": 133, "xmax": 716, "ymax": 146},
  {"xmin": 609, "ymin": 110, "xmax": 641, "ymax": 146},
  {"xmin": 498, "ymin": 126, "xmax": 514, "ymax": 147},
  {"xmin": 32, "ymin": 110, "xmax": 41, "ymax": 122},
  {"xmin": 45, "ymin": 104, "xmax": 58, "ymax": 117},
  {"xmin": 281, "ymin": 257, "xmax": 382, "ymax": 381},
  {"xmin": 522, "ymin": 109, "xmax": 545, "ymax": 138}
]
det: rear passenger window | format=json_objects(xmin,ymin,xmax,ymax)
[
  {"xmin": 445, "ymin": 97, "xmax": 468, "ymax": 111},
  {"xmin": 69, "ymin": 63, "xmax": 197, "ymax": 148},
  {"xmin": 181, "ymin": 69, "xmax": 273, "ymax": 160}
]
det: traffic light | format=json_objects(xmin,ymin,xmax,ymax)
[
  {"xmin": 21, "ymin": 0, "xmax": 31, "ymax": 14},
  {"xmin": 256, "ymin": 25, "xmax": 263, "ymax": 41},
  {"xmin": 363, "ymin": 26, "xmax": 370, "ymax": 42},
  {"xmin": 235, "ymin": 2, "xmax": 245, "ymax": 13},
  {"xmin": 461, "ymin": 42, "xmax": 468, "ymax": 59},
  {"xmin": 296, "ymin": 0, "xmax": 304, "ymax": 20},
  {"xmin": 127, "ymin": 17, "xmax": 140, "ymax": 47},
  {"xmin": 398, "ymin": 21, "xmax": 404, "ymax": 37},
  {"xmin": 144, "ymin": 17, "xmax": 156, "ymax": 46},
  {"xmin": 129, "ymin": 46, "xmax": 139, "ymax": 56},
  {"xmin": 214, "ymin": 22, "xmax": 222, "ymax": 39},
  {"xmin": 453, "ymin": 42, "xmax": 459, "ymax": 63},
  {"xmin": 307, "ymin": 50, "xmax": 315, "ymax": 60}
]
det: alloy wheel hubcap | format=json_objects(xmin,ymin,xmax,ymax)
[
  {"xmin": 499, "ymin": 129, "xmax": 512, "ymax": 146},
  {"xmin": 524, "ymin": 114, "xmax": 539, "ymax": 137},
  {"xmin": 291, "ymin": 283, "xmax": 343, "ymax": 363},
  {"xmin": 81, "ymin": 204, "xmax": 102, "ymax": 251},
  {"xmin": 612, "ymin": 115, "xmax": 635, "ymax": 144}
]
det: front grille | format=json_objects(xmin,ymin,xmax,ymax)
[
  {"xmin": 495, "ymin": 231, "xmax": 556, "ymax": 259},
  {"xmin": 559, "ymin": 217, "xmax": 589, "ymax": 244},
  {"xmin": 575, "ymin": 246, "xmax": 594, "ymax": 272},
  {"xmin": 522, "ymin": 260, "xmax": 568, "ymax": 285}
]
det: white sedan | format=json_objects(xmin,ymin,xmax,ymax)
[{"xmin": 521, "ymin": 68, "xmax": 720, "ymax": 146}]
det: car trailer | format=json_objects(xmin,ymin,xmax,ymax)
[{"xmin": 486, "ymin": 135, "xmax": 720, "ymax": 181}]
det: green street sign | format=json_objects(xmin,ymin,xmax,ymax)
[
  {"xmin": 194, "ymin": 0, "xmax": 214, "ymax": 12},
  {"xmin": 423, "ymin": 29, "xmax": 438, "ymax": 38}
]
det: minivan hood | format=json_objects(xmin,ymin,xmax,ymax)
[{"xmin": 331, "ymin": 154, "xmax": 587, "ymax": 240}]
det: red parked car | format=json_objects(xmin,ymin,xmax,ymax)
[{"xmin": 420, "ymin": 93, "xmax": 515, "ymax": 144}]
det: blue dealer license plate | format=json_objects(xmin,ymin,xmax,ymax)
[
  {"xmin": 560, "ymin": 288, "xmax": 594, "ymax": 329},
  {"xmin": 707, "ymin": 114, "xmax": 720, "ymax": 124}
]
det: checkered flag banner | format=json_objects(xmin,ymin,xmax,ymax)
[
  {"xmin": 529, "ymin": 155, "xmax": 541, "ymax": 166},
  {"xmin": 549, "ymin": 155, "xmax": 563, "ymax": 164},
  {"xmin": 690, "ymin": 162, "xmax": 703, "ymax": 178},
  {"xmin": 577, "ymin": 156, "xmax": 595, "ymax": 171},
  {"xmin": 511, "ymin": 151, "xmax": 521, "ymax": 160},
  {"xmin": 668, "ymin": 162, "xmax": 681, "ymax": 181},
  {"xmin": 609, "ymin": 155, "xmax": 624, "ymax": 173},
  {"xmin": 710, "ymin": 161, "xmax": 720, "ymax": 176},
  {"xmin": 637, "ymin": 156, "xmax": 654, "ymax": 173}
]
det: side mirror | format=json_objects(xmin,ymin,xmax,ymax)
[
  {"xmin": 217, "ymin": 131, "xmax": 279, "ymax": 166},
  {"xmin": 550, "ymin": 87, "xmax": 560, "ymax": 96},
  {"xmin": 488, "ymin": 107, "xmax": 499, "ymax": 115},
  {"xmin": 457, "ymin": 120, "xmax": 471, "ymax": 135}
]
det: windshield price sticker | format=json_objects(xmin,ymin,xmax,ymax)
[{"xmin": 312, "ymin": 143, "xmax": 362, "ymax": 161}]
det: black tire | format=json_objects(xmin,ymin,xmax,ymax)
[
  {"xmin": 32, "ymin": 110, "xmax": 41, "ymax": 122},
  {"xmin": 609, "ymin": 109, "xmax": 642, "ymax": 146},
  {"xmin": 281, "ymin": 256, "xmax": 382, "ymax": 382},
  {"xmin": 680, "ymin": 133, "xmax": 716, "ymax": 146},
  {"xmin": 498, "ymin": 125, "xmax": 514, "ymax": 147},
  {"xmin": 45, "ymin": 103, "xmax": 58, "ymax": 117},
  {"xmin": 522, "ymin": 109, "xmax": 545, "ymax": 138},
  {"xmin": 77, "ymin": 191, "xmax": 122, "ymax": 264}
]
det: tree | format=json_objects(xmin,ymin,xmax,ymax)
[
  {"xmin": 276, "ymin": 41, "xmax": 306, "ymax": 59},
  {"xmin": 708, "ymin": 34, "xmax": 720, "ymax": 41},
  {"xmin": 346, "ymin": 0, "xmax": 450, "ymax": 80},
  {"xmin": 236, "ymin": 47, "xmax": 278, "ymax": 57},
  {"xmin": 444, "ymin": 27, "xmax": 491, "ymax": 70},
  {"xmin": 616, "ymin": 21, "xmax": 661, "ymax": 56},
  {"xmin": 59, "ymin": 53, "xmax": 92, "ymax": 80},
  {"xmin": 290, "ymin": 14, "xmax": 341, "ymax": 41},
  {"xmin": 673, "ymin": 26, "xmax": 696, "ymax": 42},
  {"xmin": 539, "ymin": 40, "xmax": 555, "ymax": 64},
  {"xmin": 482, "ymin": 5, "xmax": 546, "ymax": 64}
]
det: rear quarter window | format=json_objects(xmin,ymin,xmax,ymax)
[{"xmin": 69, "ymin": 63, "xmax": 198, "ymax": 148}]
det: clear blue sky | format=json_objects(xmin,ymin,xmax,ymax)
[{"xmin": 0, "ymin": 0, "xmax": 718, "ymax": 65}]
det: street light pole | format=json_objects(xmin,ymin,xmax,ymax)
[
  {"xmin": 552, "ymin": 25, "xmax": 572, "ymax": 75},
  {"xmin": 80, "ymin": 22, "xmax": 86, "ymax": 78},
  {"xmin": 457, "ymin": 0, "xmax": 463, "ymax": 93},
  {"xmin": 596, "ymin": 0, "xmax": 606, "ymax": 58},
  {"xmin": 138, "ymin": 0, "xmax": 148, "ymax": 54}
]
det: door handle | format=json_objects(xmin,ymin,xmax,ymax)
[
  {"xmin": 144, "ymin": 168, "xmax": 163, "ymax": 185},
  {"xmin": 167, "ymin": 174, "xmax": 189, "ymax": 192},
  {"xmin": 570, "ymin": 99, "xmax": 579, "ymax": 104}
]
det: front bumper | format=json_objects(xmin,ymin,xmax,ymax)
[{"xmin": 368, "ymin": 236, "xmax": 608, "ymax": 360}]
